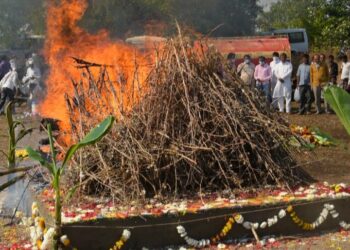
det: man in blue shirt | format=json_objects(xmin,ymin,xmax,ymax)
[{"xmin": 296, "ymin": 54, "xmax": 312, "ymax": 115}]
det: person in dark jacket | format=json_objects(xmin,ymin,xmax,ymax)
[
  {"xmin": 0, "ymin": 55, "xmax": 11, "ymax": 81},
  {"xmin": 328, "ymin": 55, "xmax": 338, "ymax": 85}
]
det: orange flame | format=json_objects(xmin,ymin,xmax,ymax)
[{"xmin": 40, "ymin": 0, "xmax": 153, "ymax": 144}]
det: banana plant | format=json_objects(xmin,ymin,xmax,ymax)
[
  {"xmin": 324, "ymin": 86, "xmax": 350, "ymax": 136},
  {"xmin": 0, "ymin": 102, "xmax": 33, "ymax": 192},
  {"xmin": 27, "ymin": 115, "xmax": 114, "ymax": 250}
]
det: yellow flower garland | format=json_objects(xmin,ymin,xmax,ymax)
[
  {"xmin": 211, "ymin": 216, "xmax": 236, "ymax": 243},
  {"xmin": 110, "ymin": 230, "xmax": 131, "ymax": 250},
  {"xmin": 287, "ymin": 205, "xmax": 315, "ymax": 230}
]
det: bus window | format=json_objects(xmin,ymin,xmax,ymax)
[{"xmin": 288, "ymin": 32, "xmax": 305, "ymax": 43}]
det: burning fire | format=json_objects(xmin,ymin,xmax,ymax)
[{"xmin": 40, "ymin": 0, "xmax": 154, "ymax": 144}]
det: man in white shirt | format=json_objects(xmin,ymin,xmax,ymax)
[
  {"xmin": 270, "ymin": 52, "xmax": 280, "ymax": 107},
  {"xmin": 0, "ymin": 59, "xmax": 18, "ymax": 113},
  {"xmin": 22, "ymin": 57, "xmax": 42, "ymax": 113},
  {"xmin": 340, "ymin": 55, "xmax": 350, "ymax": 90},
  {"xmin": 273, "ymin": 53, "xmax": 293, "ymax": 114}
]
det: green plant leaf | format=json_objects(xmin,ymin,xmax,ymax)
[
  {"xmin": 26, "ymin": 147, "xmax": 54, "ymax": 174},
  {"xmin": 324, "ymin": 86, "xmax": 350, "ymax": 136},
  {"xmin": 15, "ymin": 128, "xmax": 33, "ymax": 144},
  {"xmin": 5, "ymin": 102, "xmax": 14, "ymax": 128},
  {"xmin": 61, "ymin": 116, "xmax": 114, "ymax": 172},
  {"xmin": 63, "ymin": 184, "xmax": 80, "ymax": 204}
]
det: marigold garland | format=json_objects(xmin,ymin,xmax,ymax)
[
  {"xmin": 110, "ymin": 229, "xmax": 131, "ymax": 250},
  {"xmin": 211, "ymin": 216, "xmax": 236, "ymax": 243}
]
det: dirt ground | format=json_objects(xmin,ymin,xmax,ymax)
[{"xmin": 0, "ymin": 109, "xmax": 349, "ymax": 249}]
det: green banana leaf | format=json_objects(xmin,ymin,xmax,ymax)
[
  {"xmin": 61, "ymin": 116, "xmax": 115, "ymax": 171},
  {"xmin": 324, "ymin": 86, "xmax": 350, "ymax": 136},
  {"xmin": 26, "ymin": 147, "xmax": 55, "ymax": 174}
]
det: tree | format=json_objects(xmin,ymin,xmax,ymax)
[
  {"xmin": 82, "ymin": 0, "xmax": 261, "ymax": 37},
  {"xmin": 258, "ymin": 0, "xmax": 350, "ymax": 49},
  {"xmin": 0, "ymin": 0, "xmax": 45, "ymax": 49}
]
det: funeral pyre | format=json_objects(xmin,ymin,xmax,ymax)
[
  {"xmin": 38, "ymin": 0, "xmax": 311, "ymax": 204},
  {"xmin": 54, "ymin": 37, "xmax": 312, "ymax": 202}
]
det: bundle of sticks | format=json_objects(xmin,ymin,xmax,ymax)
[{"xmin": 64, "ymin": 35, "xmax": 310, "ymax": 202}]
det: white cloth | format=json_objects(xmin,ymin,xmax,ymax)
[
  {"xmin": 273, "ymin": 61, "xmax": 293, "ymax": 113},
  {"xmin": 273, "ymin": 61, "xmax": 293, "ymax": 98},
  {"xmin": 341, "ymin": 62, "xmax": 350, "ymax": 80},
  {"xmin": 0, "ymin": 70, "xmax": 18, "ymax": 90},
  {"xmin": 270, "ymin": 59, "xmax": 280, "ymax": 90},
  {"xmin": 277, "ymin": 93, "xmax": 292, "ymax": 113}
]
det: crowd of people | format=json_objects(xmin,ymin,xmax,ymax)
[
  {"xmin": 226, "ymin": 51, "xmax": 350, "ymax": 115},
  {"xmin": 0, "ymin": 54, "xmax": 41, "ymax": 114}
]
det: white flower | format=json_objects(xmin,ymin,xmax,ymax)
[
  {"xmin": 273, "ymin": 216, "xmax": 278, "ymax": 223},
  {"xmin": 234, "ymin": 214, "xmax": 244, "ymax": 224},
  {"xmin": 243, "ymin": 221, "xmax": 252, "ymax": 229},
  {"xmin": 331, "ymin": 212, "xmax": 339, "ymax": 218},
  {"xmin": 260, "ymin": 222, "xmax": 267, "ymax": 229},
  {"xmin": 268, "ymin": 238, "xmax": 276, "ymax": 243},
  {"xmin": 32, "ymin": 207, "xmax": 39, "ymax": 217},
  {"xmin": 267, "ymin": 218, "xmax": 275, "ymax": 227},
  {"xmin": 32, "ymin": 202, "xmax": 38, "ymax": 210},
  {"xmin": 30, "ymin": 226, "xmax": 38, "ymax": 244},
  {"xmin": 324, "ymin": 204, "xmax": 334, "ymax": 211},
  {"xmin": 122, "ymin": 229, "xmax": 131, "ymax": 241},
  {"xmin": 41, "ymin": 228, "xmax": 55, "ymax": 250},
  {"xmin": 278, "ymin": 209, "xmax": 286, "ymax": 219},
  {"xmin": 253, "ymin": 223, "xmax": 259, "ymax": 230},
  {"xmin": 177, "ymin": 225, "xmax": 185, "ymax": 234},
  {"xmin": 217, "ymin": 243, "xmax": 226, "ymax": 249},
  {"xmin": 60, "ymin": 235, "xmax": 70, "ymax": 246}
]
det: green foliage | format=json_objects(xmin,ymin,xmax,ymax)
[
  {"xmin": 324, "ymin": 86, "xmax": 350, "ymax": 136},
  {"xmin": 0, "ymin": 0, "xmax": 45, "ymax": 48},
  {"xmin": 82, "ymin": 0, "xmax": 261, "ymax": 37},
  {"xmin": 258, "ymin": 0, "xmax": 350, "ymax": 49},
  {"xmin": 2, "ymin": 102, "xmax": 33, "ymax": 168},
  {"xmin": 0, "ymin": 102, "xmax": 32, "ymax": 193},
  {"xmin": 27, "ymin": 116, "xmax": 114, "ymax": 250}
]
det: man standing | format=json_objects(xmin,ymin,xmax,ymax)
[
  {"xmin": 237, "ymin": 55, "xmax": 255, "ymax": 87},
  {"xmin": 0, "ymin": 59, "xmax": 18, "ymax": 113},
  {"xmin": 326, "ymin": 55, "xmax": 339, "ymax": 112},
  {"xmin": 296, "ymin": 54, "xmax": 312, "ymax": 115},
  {"xmin": 254, "ymin": 56, "xmax": 272, "ymax": 99},
  {"xmin": 22, "ymin": 57, "xmax": 42, "ymax": 113},
  {"xmin": 226, "ymin": 53, "xmax": 236, "ymax": 73},
  {"xmin": 224, "ymin": 53, "xmax": 236, "ymax": 80},
  {"xmin": 270, "ymin": 52, "xmax": 280, "ymax": 107},
  {"xmin": 310, "ymin": 54, "xmax": 329, "ymax": 114},
  {"xmin": 273, "ymin": 53, "xmax": 293, "ymax": 113},
  {"xmin": 340, "ymin": 55, "xmax": 350, "ymax": 90},
  {"xmin": 328, "ymin": 55, "xmax": 339, "ymax": 85}
]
